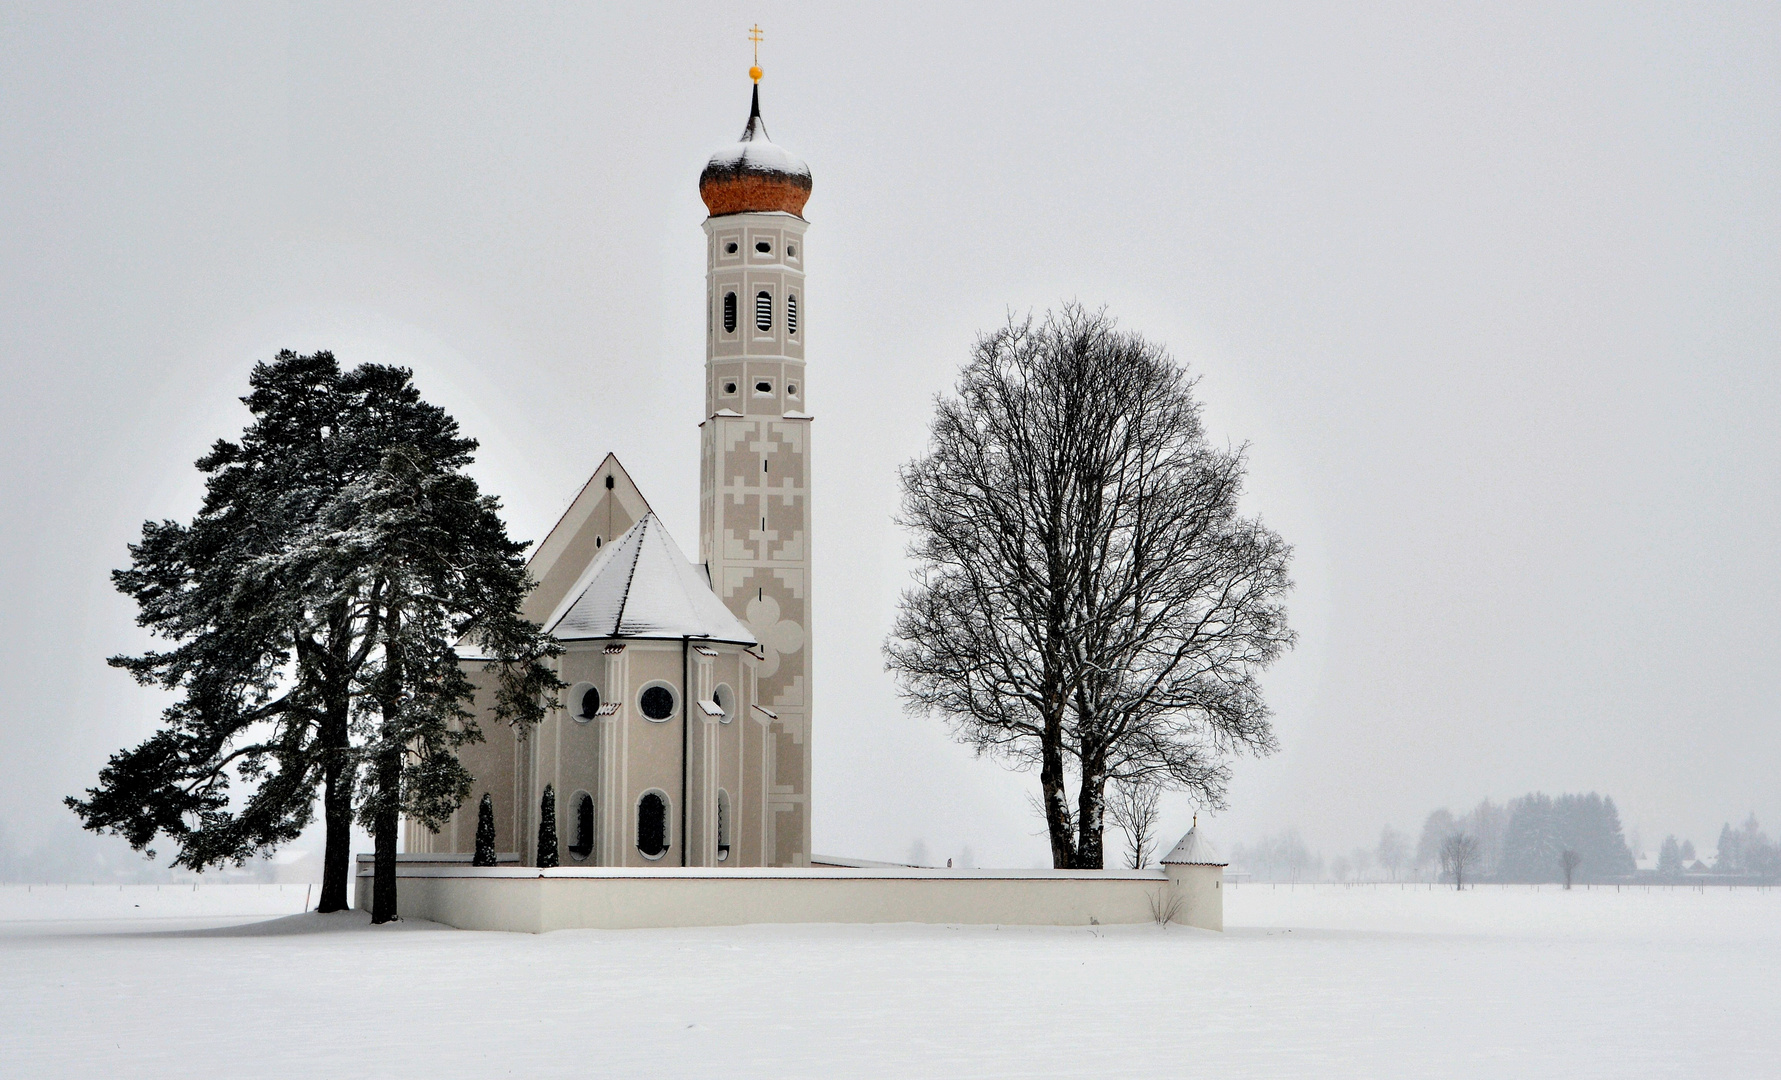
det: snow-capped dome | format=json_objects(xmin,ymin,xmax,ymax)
[
  {"xmin": 543, "ymin": 514, "xmax": 757, "ymax": 646},
  {"xmin": 1161, "ymin": 822, "xmax": 1226, "ymax": 866},
  {"xmin": 699, "ymin": 84, "xmax": 812, "ymax": 218}
]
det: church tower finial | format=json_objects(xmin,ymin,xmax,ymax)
[{"xmin": 748, "ymin": 23, "xmax": 764, "ymax": 84}]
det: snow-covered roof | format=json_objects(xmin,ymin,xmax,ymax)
[
  {"xmin": 699, "ymin": 84, "xmax": 812, "ymax": 217},
  {"xmin": 543, "ymin": 514, "xmax": 757, "ymax": 646},
  {"xmin": 1160, "ymin": 824, "xmax": 1225, "ymax": 866}
]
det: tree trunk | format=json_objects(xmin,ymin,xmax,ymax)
[
  {"xmin": 1075, "ymin": 767, "xmax": 1106, "ymax": 871},
  {"xmin": 316, "ymin": 692, "xmax": 353, "ymax": 913},
  {"xmin": 370, "ymin": 744, "xmax": 401, "ymax": 924},
  {"xmin": 1040, "ymin": 718, "xmax": 1076, "ymax": 869}
]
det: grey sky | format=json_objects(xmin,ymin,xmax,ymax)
[{"xmin": 2, "ymin": 3, "xmax": 1776, "ymax": 867}]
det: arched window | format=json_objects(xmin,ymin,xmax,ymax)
[
  {"xmin": 787, "ymin": 294, "xmax": 798, "ymax": 335},
  {"xmin": 717, "ymin": 789, "xmax": 732, "ymax": 862},
  {"xmin": 638, "ymin": 682, "xmax": 677, "ymax": 722},
  {"xmin": 723, "ymin": 292, "xmax": 737, "ymax": 333},
  {"xmin": 755, "ymin": 291, "xmax": 772, "ymax": 332},
  {"xmin": 569, "ymin": 791, "xmax": 594, "ymax": 860},
  {"xmin": 570, "ymin": 683, "xmax": 600, "ymax": 722},
  {"xmin": 637, "ymin": 791, "xmax": 669, "ymax": 859}
]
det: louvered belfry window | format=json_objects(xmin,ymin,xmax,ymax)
[
  {"xmin": 722, "ymin": 292, "xmax": 737, "ymax": 333},
  {"xmin": 787, "ymin": 294, "xmax": 798, "ymax": 335},
  {"xmin": 756, "ymin": 291, "xmax": 772, "ymax": 332}
]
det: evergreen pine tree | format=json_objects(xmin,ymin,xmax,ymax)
[
  {"xmin": 66, "ymin": 352, "xmax": 561, "ymax": 922},
  {"xmin": 537, "ymin": 784, "xmax": 560, "ymax": 868},
  {"xmin": 1658, "ymin": 835, "xmax": 1683, "ymax": 876},
  {"xmin": 472, "ymin": 793, "xmax": 497, "ymax": 867}
]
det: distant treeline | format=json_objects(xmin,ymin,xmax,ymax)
[{"xmin": 1230, "ymin": 795, "xmax": 1781, "ymax": 885}]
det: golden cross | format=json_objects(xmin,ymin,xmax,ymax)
[{"xmin": 748, "ymin": 24, "xmax": 764, "ymax": 83}]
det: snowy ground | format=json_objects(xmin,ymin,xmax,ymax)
[{"xmin": 3, "ymin": 881, "xmax": 1776, "ymax": 1078}]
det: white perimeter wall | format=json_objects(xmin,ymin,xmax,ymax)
[{"xmin": 355, "ymin": 861, "xmax": 1223, "ymax": 933}]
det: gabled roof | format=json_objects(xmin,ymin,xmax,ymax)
[
  {"xmin": 521, "ymin": 454, "xmax": 653, "ymax": 626},
  {"xmin": 1161, "ymin": 823, "xmax": 1225, "ymax": 867},
  {"xmin": 542, "ymin": 513, "xmax": 756, "ymax": 646}
]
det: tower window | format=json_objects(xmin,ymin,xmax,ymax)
[
  {"xmin": 723, "ymin": 292, "xmax": 737, "ymax": 333},
  {"xmin": 787, "ymin": 243, "xmax": 796, "ymax": 257},
  {"xmin": 754, "ymin": 380, "xmax": 773, "ymax": 395},
  {"xmin": 717, "ymin": 788, "xmax": 732, "ymax": 861},
  {"xmin": 722, "ymin": 381, "xmax": 737, "ymax": 396},
  {"xmin": 756, "ymin": 291, "xmax": 772, "ymax": 332},
  {"xmin": 787, "ymin": 382, "xmax": 798, "ymax": 396},
  {"xmin": 725, "ymin": 241, "xmax": 738, "ymax": 254},
  {"xmin": 639, "ymin": 682, "xmax": 677, "ymax": 722},
  {"xmin": 755, "ymin": 240, "xmax": 771, "ymax": 254},
  {"xmin": 569, "ymin": 791, "xmax": 594, "ymax": 860},
  {"xmin": 605, "ymin": 475, "xmax": 614, "ymax": 490},
  {"xmin": 787, "ymin": 294, "xmax": 798, "ymax": 335},
  {"xmin": 637, "ymin": 791, "xmax": 669, "ymax": 859}
]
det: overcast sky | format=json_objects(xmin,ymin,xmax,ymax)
[{"xmin": 2, "ymin": 2, "xmax": 1776, "ymax": 868}]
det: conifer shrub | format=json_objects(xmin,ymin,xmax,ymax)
[
  {"xmin": 537, "ymin": 785, "xmax": 560, "ymax": 868},
  {"xmin": 473, "ymin": 793, "xmax": 497, "ymax": 867}
]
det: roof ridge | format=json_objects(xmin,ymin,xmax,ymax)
[{"xmin": 609, "ymin": 514, "xmax": 650, "ymax": 635}]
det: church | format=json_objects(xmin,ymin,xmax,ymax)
[{"xmin": 406, "ymin": 70, "xmax": 815, "ymax": 870}]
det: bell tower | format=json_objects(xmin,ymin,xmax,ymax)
[{"xmin": 697, "ymin": 50, "xmax": 814, "ymax": 867}]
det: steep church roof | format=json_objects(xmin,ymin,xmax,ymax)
[
  {"xmin": 521, "ymin": 454, "xmax": 654, "ymax": 625},
  {"xmin": 543, "ymin": 513, "xmax": 757, "ymax": 646},
  {"xmin": 1161, "ymin": 822, "xmax": 1226, "ymax": 867}
]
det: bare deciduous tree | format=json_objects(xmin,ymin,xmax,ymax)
[
  {"xmin": 1376, "ymin": 827, "xmax": 1409, "ymax": 881},
  {"xmin": 1560, "ymin": 848, "xmax": 1582, "ymax": 889},
  {"xmin": 887, "ymin": 307, "xmax": 1295, "ymax": 868},
  {"xmin": 1107, "ymin": 779, "xmax": 1163, "ymax": 869},
  {"xmin": 1439, "ymin": 832, "xmax": 1481, "ymax": 890}
]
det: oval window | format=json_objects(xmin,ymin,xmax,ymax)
[
  {"xmin": 756, "ymin": 291, "xmax": 772, "ymax": 332},
  {"xmin": 787, "ymin": 243, "xmax": 797, "ymax": 257},
  {"xmin": 638, "ymin": 791, "xmax": 669, "ymax": 859},
  {"xmin": 725, "ymin": 241, "xmax": 738, "ymax": 254},
  {"xmin": 573, "ymin": 684, "xmax": 600, "ymax": 722},
  {"xmin": 569, "ymin": 791, "xmax": 594, "ymax": 860},
  {"xmin": 755, "ymin": 240, "xmax": 771, "ymax": 254},
  {"xmin": 723, "ymin": 292, "xmax": 737, "ymax": 333},
  {"xmin": 723, "ymin": 381, "xmax": 738, "ymax": 395},
  {"xmin": 754, "ymin": 380, "xmax": 773, "ymax": 394},
  {"xmin": 714, "ymin": 684, "xmax": 734, "ymax": 725},
  {"xmin": 787, "ymin": 294, "xmax": 798, "ymax": 335},
  {"xmin": 639, "ymin": 684, "xmax": 676, "ymax": 721}
]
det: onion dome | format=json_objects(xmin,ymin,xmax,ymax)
[{"xmin": 699, "ymin": 84, "xmax": 813, "ymax": 218}]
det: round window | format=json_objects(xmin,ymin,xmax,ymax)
[
  {"xmin": 723, "ymin": 381, "xmax": 737, "ymax": 395},
  {"xmin": 725, "ymin": 241, "xmax": 738, "ymax": 254},
  {"xmin": 639, "ymin": 684, "xmax": 676, "ymax": 721},
  {"xmin": 787, "ymin": 243, "xmax": 796, "ymax": 257},
  {"xmin": 714, "ymin": 684, "xmax": 735, "ymax": 725}
]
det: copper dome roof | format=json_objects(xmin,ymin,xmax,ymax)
[{"xmin": 699, "ymin": 85, "xmax": 812, "ymax": 218}]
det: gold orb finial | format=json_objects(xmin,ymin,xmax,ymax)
[{"xmin": 748, "ymin": 24, "xmax": 764, "ymax": 83}]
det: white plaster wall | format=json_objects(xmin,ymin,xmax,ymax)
[{"xmin": 355, "ymin": 860, "xmax": 1223, "ymax": 934}]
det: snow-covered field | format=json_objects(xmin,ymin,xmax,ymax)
[{"xmin": 3, "ymin": 881, "xmax": 1775, "ymax": 1078}]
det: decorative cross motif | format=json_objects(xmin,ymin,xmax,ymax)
[{"xmin": 748, "ymin": 24, "xmax": 764, "ymax": 82}]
